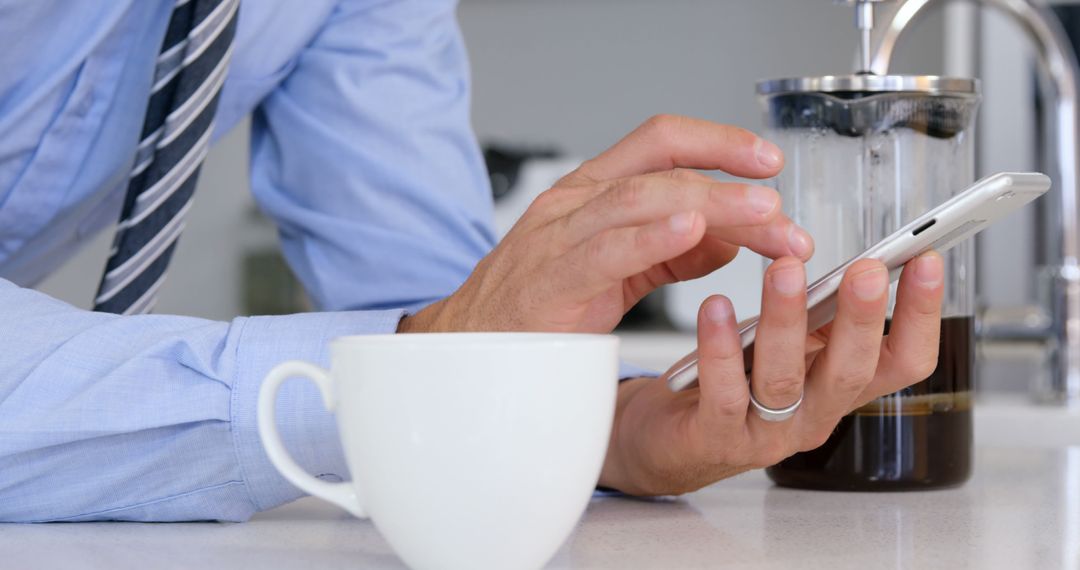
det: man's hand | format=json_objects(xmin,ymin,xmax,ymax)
[
  {"xmin": 401, "ymin": 114, "xmax": 946, "ymax": 496},
  {"xmin": 598, "ymin": 252, "xmax": 944, "ymax": 495},
  {"xmin": 400, "ymin": 115, "xmax": 812, "ymax": 334}
]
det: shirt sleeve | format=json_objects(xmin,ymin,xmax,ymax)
[
  {"xmin": 0, "ymin": 278, "xmax": 400, "ymax": 522},
  {"xmin": 248, "ymin": 0, "xmax": 496, "ymax": 313}
]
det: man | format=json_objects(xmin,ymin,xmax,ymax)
[{"xmin": 0, "ymin": 1, "xmax": 943, "ymax": 521}]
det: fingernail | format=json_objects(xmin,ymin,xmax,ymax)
[
  {"xmin": 747, "ymin": 186, "xmax": 779, "ymax": 215},
  {"xmin": 705, "ymin": 297, "xmax": 733, "ymax": 324},
  {"xmin": 668, "ymin": 211, "xmax": 696, "ymax": 235},
  {"xmin": 914, "ymin": 252, "xmax": 944, "ymax": 288},
  {"xmin": 770, "ymin": 263, "xmax": 805, "ymax": 297},
  {"xmin": 756, "ymin": 139, "xmax": 783, "ymax": 169},
  {"xmin": 852, "ymin": 266, "xmax": 888, "ymax": 301},
  {"xmin": 787, "ymin": 225, "xmax": 814, "ymax": 259}
]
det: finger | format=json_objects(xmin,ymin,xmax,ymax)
[
  {"xmin": 554, "ymin": 211, "xmax": 707, "ymax": 302},
  {"xmin": 708, "ymin": 217, "xmax": 814, "ymax": 262},
  {"xmin": 749, "ymin": 258, "xmax": 808, "ymax": 411},
  {"xmin": 524, "ymin": 170, "xmax": 717, "ymax": 230},
  {"xmin": 558, "ymin": 115, "xmax": 783, "ymax": 186},
  {"xmin": 562, "ymin": 176, "xmax": 814, "ymax": 260},
  {"xmin": 636, "ymin": 174, "xmax": 815, "ymax": 263},
  {"xmin": 623, "ymin": 235, "xmax": 740, "ymax": 304},
  {"xmin": 566, "ymin": 177, "xmax": 780, "ymax": 236},
  {"xmin": 653, "ymin": 234, "xmax": 741, "ymax": 282},
  {"xmin": 695, "ymin": 296, "xmax": 751, "ymax": 438},
  {"xmin": 859, "ymin": 251, "xmax": 945, "ymax": 405},
  {"xmin": 801, "ymin": 260, "xmax": 889, "ymax": 435},
  {"xmin": 641, "ymin": 167, "xmax": 720, "ymax": 184}
]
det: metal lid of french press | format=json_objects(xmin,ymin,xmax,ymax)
[
  {"xmin": 756, "ymin": 75, "xmax": 980, "ymax": 138},
  {"xmin": 757, "ymin": 74, "xmax": 979, "ymax": 96}
]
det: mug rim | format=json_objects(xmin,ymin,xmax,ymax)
[{"xmin": 330, "ymin": 332, "xmax": 617, "ymax": 349}]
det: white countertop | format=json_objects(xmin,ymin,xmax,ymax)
[
  {"xmin": 2, "ymin": 444, "xmax": 1077, "ymax": 570},
  {"xmin": 4, "ymin": 333, "xmax": 1078, "ymax": 569}
]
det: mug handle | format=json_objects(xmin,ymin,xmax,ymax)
[{"xmin": 257, "ymin": 361, "xmax": 367, "ymax": 519}]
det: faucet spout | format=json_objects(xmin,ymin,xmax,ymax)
[{"xmin": 869, "ymin": 0, "xmax": 1080, "ymax": 406}]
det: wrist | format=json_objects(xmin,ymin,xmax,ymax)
[
  {"xmin": 397, "ymin": 299, "xmax": 450, "ymax": 333},
  {"xmin": 597, "ymin": 377, "xmax": 652, "ymax": 493}
]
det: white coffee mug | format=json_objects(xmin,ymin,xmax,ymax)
[{"xmin": 257, "ymin": 333, "xmax": 619, "ymax": 570}]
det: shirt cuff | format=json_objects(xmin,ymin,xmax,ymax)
[
  {"xmin": 618, "ymin": 360, "xmax": 656, "ymax": 381},
  {"xmin": 230, "ymin": 309, "xmax": 406, "ymax": 512}
]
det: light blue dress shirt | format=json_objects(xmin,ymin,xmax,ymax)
[{"xmin": 0, "ymin": 0, "xmax": 499, "ymax": 522}]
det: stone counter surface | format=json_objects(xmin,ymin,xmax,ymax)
[{"xmin": 2, "ymin": 445, "xmax": 1077, "ymax": 569}]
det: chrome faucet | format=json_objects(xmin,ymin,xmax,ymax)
[{"xmin": 851, "ymin": 0, "xmax": 1080, "ymax": 406}]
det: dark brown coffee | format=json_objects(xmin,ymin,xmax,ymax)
[{"xmin": 766, "ymin": 315, "xmax": 974, "ymax": 491}]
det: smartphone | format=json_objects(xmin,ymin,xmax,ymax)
[{"xmin": 663, "ymin": 171, "xmax": 1052, "ymax": 392}]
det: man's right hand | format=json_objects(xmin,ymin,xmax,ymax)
[{"xmin": 400, "ymin": 115, "xmax": 812, "ymax": 335}]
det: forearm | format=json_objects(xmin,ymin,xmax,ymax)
[{"xmin": 0, "ymin": 278, "xmax": 403, "ymax": 522}]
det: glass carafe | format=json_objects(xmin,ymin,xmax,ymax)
[{"xmin": 757, "ymin": 75, "xmax": 980, "ymax": 490}]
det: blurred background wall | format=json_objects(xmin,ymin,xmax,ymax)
[{"xmin": 35, "ymin": 0, "xmax": 1035, "ymax": 330}]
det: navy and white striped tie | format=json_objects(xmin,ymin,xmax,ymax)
[{"xmin": 94, "ymin": 0, "xmax": 239, "ymax": 315}]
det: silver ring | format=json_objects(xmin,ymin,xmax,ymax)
[{"xmin": 748, "ymin": 390, "xmax": 803, "ymax": 422}]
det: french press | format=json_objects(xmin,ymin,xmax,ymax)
[{"xmin": 755, "ymin": 2, "xmax": 980, "ymax": 490}]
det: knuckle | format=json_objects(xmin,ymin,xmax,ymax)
[
  {"xmin": 585, "ymin": 233, "xmax": 610, "ymax": 265},
  {"xmin": 611, "ymin": 178, "xmax": 648, "ymax": 211},
  {"xmin": 556, "ymin": 164, "xmax": 595, "ymax": 187},
  {"xmin": 536, "ymin": 186, "xmax": 563, "ymax": 205},
  {"xmin": 670, "ymin": 168, "xmax": 714, "ymax": 183},
  {"xmin": 527, "ymin": 188, "xmax": 564, "ymax": 215},
  {"xmin": 642, "ymin": 113, "xmax": 683, "ymax": 144},
  {"xmin": 850, "ymin": 314, "xmax": 885, "ymax": 331},
  {"xmin": 632, "ymin": 224, "xmax": 658, "ymax": 252},
  {"xmin": 909, "ymin": 293, "xmax": 944, "ymax": 317},
  {"xmin": 833, "ymin": 367, "xmax": 874, "ymax": 393},
  {"xmin": 703, "ymin": 340, "xmax": 743, "ymax": 365},
  {"xmin": 916, "ymin": 304, "xmax": 943, "ymax": 320},
  {"xmin": 760, "ymin": 372, "xmax": 805, "ymax": 401},
  {"xmin": 726, "ymin": 124, "xmax": 758, "ymax": 146},
  {"xmin": 552, "ymin": 210, "xmax": 576, "ymax": 241},
  {"xmin": 708, "ymin": 183, "xmax": 740, "ymax": 207},
  {"xmin": 763, "ymin": 309, "xmax": 804, "ymax": 330},
  {"xmin": 716, "ymin": 125, "xmax": 759, "ymax": 155},
  {"xmin": 711, "ymin": 399, "xmax": 747, "ymax": 423},
  {"xmin": 585, "ymin": 233, "xmax": 623, "ymax": 282},
  {"xmin": 701, "ymin": 368, "xmax": 748, "ymax": 408},
  {"xmin": 844, "ymin": 297, "xmax": 886, "ymax": 326}
]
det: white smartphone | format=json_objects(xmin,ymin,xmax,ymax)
[{"xmin": 663, "ymin": 171, "xmax": 1052, "ymax": 392}]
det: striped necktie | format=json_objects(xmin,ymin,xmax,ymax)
[{"xmin": 94, "ymin": 0, "xmax": 239, "ymax": 314}]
